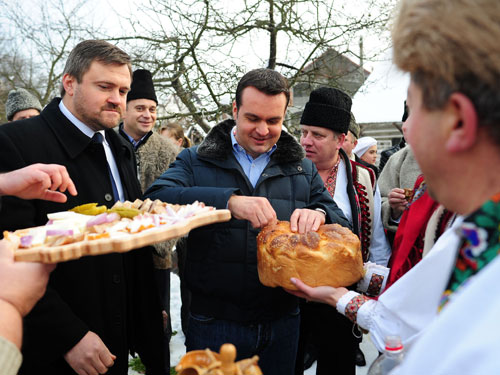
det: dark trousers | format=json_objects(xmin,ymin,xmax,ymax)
[
  {"xmin": 176, "ymin": 237, "xmax": 191, "ymax": 336},
  {"xmin": 186, "ymin": 309, "xmax": 300, "ymax": 375},
  {"xmin": 295, "ymin": 301, "xmax": 357, "ymax": 375}
]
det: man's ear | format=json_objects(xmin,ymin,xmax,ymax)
[
  {"xmin": 62, "ymin": 73, "xmax": 76, "ymax": 97},
  {"xmin": 338, "ymin": 133, "xmax": 346, "ymax": 149},
  {"xmin": 445, "ymin": 92, "xmax": 478, "ymax": 152},
  {"xmin": 232, "ymin": 100, "xmax": 238, "ymax": 119}
]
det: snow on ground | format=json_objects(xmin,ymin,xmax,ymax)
[
  {"xmin": 169, "ymin": 272, "xmax": 186, "ymax": 367},
  {"xmin": 130, "ymin": 272, "xmax": 378, "ymax": 374}
]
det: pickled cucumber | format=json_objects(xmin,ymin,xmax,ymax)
[
  {"xmin": 69, "ymin": 203, "xmax": 107, "ymax": 215},
  {"xmin": 107, "ymin": 207, "xmax": 140, "ymax": 218}
]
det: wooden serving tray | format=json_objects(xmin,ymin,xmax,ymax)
[{"xmin": 14, "ymin": 209, "xmax": 231, "ymax": 263}]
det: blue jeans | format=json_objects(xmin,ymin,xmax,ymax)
[{"xmin": 186, "ymin": 309, "xmax": 300, "ymax": 375}]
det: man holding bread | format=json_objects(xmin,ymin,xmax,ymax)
[
  {"xmin": 296, "ymin": 87, "xmax": 390, "ymax": 374},
  {"xmin": 146, "ymin": 68, "xmax": 349, "ymax": 375},
  {"xmin": 290, "ymin": 0, "xmax": 500, "ymax": 372}
]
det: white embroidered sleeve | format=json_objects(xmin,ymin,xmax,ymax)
[{"xmin": 336, "ymin": 290, "xmax": 359, "ymax": 314}]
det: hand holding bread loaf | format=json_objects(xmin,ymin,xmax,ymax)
[{"xmin": 257, "ymin": 221, "xmax": 364, "ymax": 290}]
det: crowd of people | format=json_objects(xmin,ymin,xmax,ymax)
[{"xmin": 1, "ymin": 0, "xmax": 499, "ymax": 374}]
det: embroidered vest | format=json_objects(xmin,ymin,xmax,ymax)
[{"xmin": 439, "ymin": 194, "xmax": 500, "ymax": 311}]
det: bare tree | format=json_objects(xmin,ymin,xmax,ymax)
[
  {"xmin": 111, "ymin": 0, "xmax": 395, "ymax": 135},
  {"xmin": 0, "ymin": 0, "xmax": 395, "ymax": 132},
  {"xmin": 0, "ymin": 0, "xmax": 101, "ymax": 122}
]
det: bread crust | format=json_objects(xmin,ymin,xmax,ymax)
[
  {"xmin": 257, "ymin": 221, "xmax": 364, "ymax": 290},
  {"xmin": 403, "ymin": 188, "xmax": 415, "ymax": 202}
]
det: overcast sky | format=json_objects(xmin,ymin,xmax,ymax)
[
  {"xmin": 352, "ymin": 49, "xmax": 409, "ymax": 123},
  {"xmin": 12, "ymin": 0, "xmax": 406, "ymax": 123}
]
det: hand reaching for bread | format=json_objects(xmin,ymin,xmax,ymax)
[
  {"xmin": 228, "ymin": 195, "xmax": 277, "ymax": 228},
  {"xmin": 289, "ymin": 208, "xmax": 325, "ymax": 233},
  {"xmin": 228, "ymin": 195, "xmax": 324, "ymax": 233}
]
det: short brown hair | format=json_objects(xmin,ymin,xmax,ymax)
[
  {"xmin": 392, "ymin": 0, "xmax": 500, "ymax": 143},
  {"xmin": 161, "ymin": 122, "xmax": 191, "ymax": 148},
  {"xmin": 235, "ymin": 68, "xmax": 290, "ymax": 110},
  {"xmin": 60, "ymin": 40, "xmax": 132, "ymax": 97}
]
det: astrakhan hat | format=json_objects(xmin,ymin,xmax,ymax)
[
  {"xmin": 300, "ymin": 87, "xmax": 352, "ymax": 134},
  {"xmin": 348, "ymin": 112, "xmax": 360, "ymax": 139},
  {"xmin": 127, "ymin": 69, "xmax": 158, "ymax": 104}
]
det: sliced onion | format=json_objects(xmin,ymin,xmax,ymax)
[
  {"xmin": 106, "ymin": 213, "xmax": 120, "ymax": 222},
  {"xmin": 46, "ymin": 219, "xmax": 54, "ymax": 225},
  {"xmin": 46, "ymin": 229, "xmax": 74, "ymax": 236},
  {"xmin": 153, "ymin": 215, "xmax": 160, "ymax": 227},
  {"xmin": 20, "ymin": 235, "xmax": 33, "ymax": 248},
  {"xmin": 86, "ymin": 213, "xmax": 109, "ymax": 227},
  {"xmin": 166, "ymin": 205, "xmax": 178, "ymax": 217}
]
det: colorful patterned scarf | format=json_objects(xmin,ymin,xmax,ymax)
[{"xmin": 439, "ymin": 193, "xmax": 500, "ymax": 311}]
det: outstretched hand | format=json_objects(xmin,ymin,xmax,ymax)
[
  {"xmin": 285, "ymin": 278, "xmax": 349, "ymax": 308},
  {"xmin": 0, "ymin": 163, "xmax": 77, "ymax": 202}
]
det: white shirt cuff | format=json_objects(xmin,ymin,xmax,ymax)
[{"xmin": 336, "ymin": 290, "xmax": 360, "ymax": 315}]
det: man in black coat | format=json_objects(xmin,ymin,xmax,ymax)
[{"xmin": 0, "ymin": 40, "xmax": 165, "ymax": 375}]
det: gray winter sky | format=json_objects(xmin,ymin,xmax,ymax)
[
  {"xmin": 101, "ymin": 0, "xmax": 409, "ymax": 122},
  {"xmin": 352, "ymin": 49, "xmax": 409, "ymax": 123},
  {"xmin": 14, "ymin": 0, "xmax": 408, "ymax": 123}
]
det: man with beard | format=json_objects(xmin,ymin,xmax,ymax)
[{"xmin": 0, "ymin": 40, "xmax": 165, "ymax": 375}]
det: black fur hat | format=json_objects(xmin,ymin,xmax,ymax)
[
  {"xmin": 127, "ymin": 69, "xmax": 157, "ymax": 104},
  {"xmin": 402, "ymin": 100, "xmax": 409, "ymax": 122},
  {"xmin": 300, "ymin": 87, "xmax": 352, "ymax": 134}
]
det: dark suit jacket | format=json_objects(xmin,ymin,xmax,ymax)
[{"xmin": 0, "ymin": 98, "xmax": 165, "ymax": 374}]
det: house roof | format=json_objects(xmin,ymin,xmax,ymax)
[{"xmin": 300, "ymin": 47, "xmax": 371, "ymax": 77}]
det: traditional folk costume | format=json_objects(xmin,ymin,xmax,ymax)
[
  {"xmin": 336, "ymin": 194, "xmax": 500, "ymax": 370},
  {"xmin": 295, "ymin": 87, "xmax": 390, "ymax": 375},
  {"xmin": 386, "ymin": 175, "xmax": 455, "ymax": 289},
  {"xmin": 331, "ymin": 149, "xmax": 391, "ymax": 266}
]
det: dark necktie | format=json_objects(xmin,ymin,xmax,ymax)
[{"xmin": 92, "ymin": 132, "xmax": 119, "ymax": 202}]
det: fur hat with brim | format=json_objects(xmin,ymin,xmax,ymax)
[
  {"xmin": 6, "ymin": 88, "xmax": 42, "ymax": 121},
  {"xmin": 349, "ymin": 112, "xmax": 360, "ymax": 139},
  {"xmin": 127, "ymin": 69, "xmax": 158, "ymax": 104},
  {"xmin": 300, "ymin": 87, "xmax": 352, "ymax": 134}
]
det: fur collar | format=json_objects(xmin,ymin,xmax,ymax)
[{"xmin": 197, "ymin": 119, "xmax": 305, "ymax": 163}]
